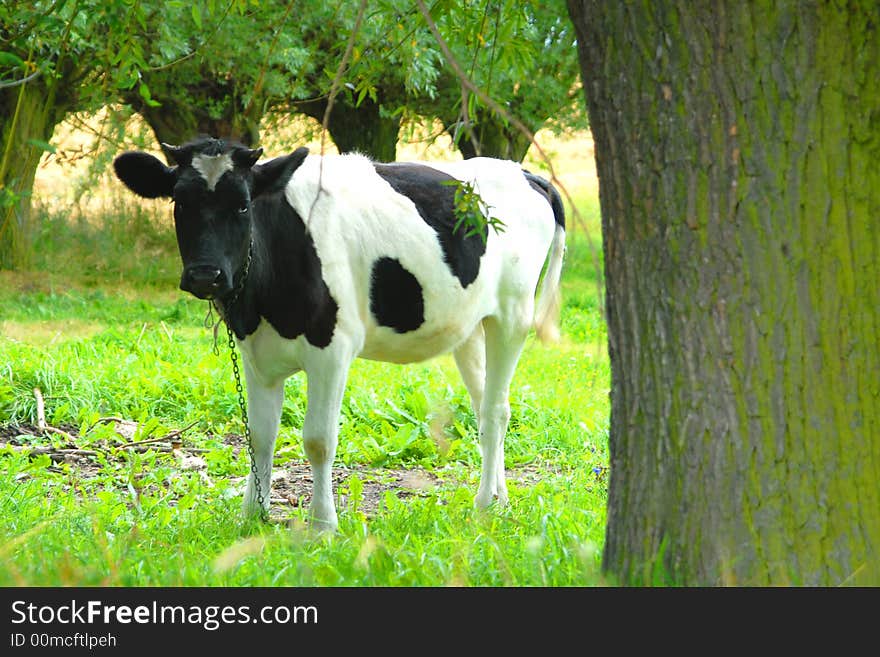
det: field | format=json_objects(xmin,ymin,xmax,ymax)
[{"xmin": 0, "ymin": 127, "xmax": 610, "ymax": 586}]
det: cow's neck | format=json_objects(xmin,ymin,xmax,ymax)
[{"xmin": 220, "ymin": 195, "xmax": 338, "ymax": 348}]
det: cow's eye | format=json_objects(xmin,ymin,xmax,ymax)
[{"xmin": 238, "ymin": 205, "xmax": 248, "ymax": 214}]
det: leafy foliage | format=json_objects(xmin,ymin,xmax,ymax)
[{"xmin": 442, "ymin": 178, "xmax": 506, "ymax": 241}]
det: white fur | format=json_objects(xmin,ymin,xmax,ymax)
[
  {"xmin": 192, "ymin": 153, "xmax": 233, "ymax": 191},
  {"xmin": 238, "ymin": 153, "xmax": 564, "ymax": 530}
]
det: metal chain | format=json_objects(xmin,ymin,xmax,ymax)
[
  {"xmin": 225, "ymin": 322, "xmax": 267, "ymax": 522},
  {"xmin": 210, "ymin": 240, "xmax": 267, "ymax": 521}
]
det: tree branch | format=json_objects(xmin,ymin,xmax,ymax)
[
  {"xmin": 242, "ymin": 0, "xmax": 298, "ymax": 124},
  {"xmin": 305, "ymin": 0, "xmax": 369, "ymax": 228},
  {"xmin": 0, "ymin": 68, "xmax": 41, "ymax": 90},
  {"xmin": 145, "ymin": 0, "xmax": 237, "ymax": 73}
]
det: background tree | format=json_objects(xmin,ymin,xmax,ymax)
[
  {"xmin": 284, "ymin": 0, "xmax": 441, "ymax": 162},
  {"xmin": 420, "ymin": 0, "xmax": 583, "ymax": 161},
  {"xmin": 122, "ymin": 2, "xmax": 311, "ymax": 150},
  {"xmin": 1, "ymin": 0, "xmax": 586, "ymax": 266},
  {"xmin": 129, "ymin": 0, "xmax": 584, "ymax": 163},
  {"xmin": 567, "ymin": 0, "xmax": 880, "ymax": 585},
  {"xmin": 0, "ymin": 0, "xmax": 153, "ymax": 268}
]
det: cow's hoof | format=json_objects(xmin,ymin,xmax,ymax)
[
  {"xmin": 309, "ymin": 516, "xmax": 338, "ymax": 535},
  {"xmin": 241, "ymin": 502, "xmax": 271, "ymax": 522},
  {"xmin": 475, "ymin": 487, "xmax": 509, "ymax": 510}
]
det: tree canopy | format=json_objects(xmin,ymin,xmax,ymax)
[{"xmin": 0, "ymin": 1, "xmax": 583, "ymax": 267}]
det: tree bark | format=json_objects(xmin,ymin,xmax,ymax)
[
  {"xmin": 0, "ymin": 79, "xmax": 72, "ymax": 269},
  {"xmin": 568, "ymin": 0, "xmax": 880, "ymax": 585},
  {"xmin": 444, "ymin": 107, "xmax": 533, "ymax": 162},
  {"xmin": 133, "ymin": 97, "xmax": 262, "ymax": 150},
  {"xmin": 125, "ymin": 75, "xmax": 262, "ymax": 151}
]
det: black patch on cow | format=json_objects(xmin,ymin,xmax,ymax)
[
  {"xmin": 369, "ymin": 257, "xmax": 425, "ymax": 333},
  {"xmin": 223, "ymin": 190, "xmax": 338, "ymax": 347},
  {"xmin": 522, "ymin": 169, "xmax": 566, "ymax": 230},
  {"xmin": 373, "ymin": 163, "xmax": 486, "ymax": 288}
]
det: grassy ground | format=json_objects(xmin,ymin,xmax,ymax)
[{"xmin": 0, "ymin": 185, "xmax": 609, "ymax": 586}]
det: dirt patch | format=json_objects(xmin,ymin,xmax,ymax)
[
  {"xmin": 264, "ymin": 462, "xmax": 446, "ymax": 521},
  {"xmin": 1, "ymin": 423, "xmax": 466, "ymax": 519}
]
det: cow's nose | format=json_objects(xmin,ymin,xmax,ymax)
[{"xmin": 181, "ymin": 266, "xmax": 223, "ymax": 299}]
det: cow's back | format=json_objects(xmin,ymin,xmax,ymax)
[{"xmin": 283, "ymin": 153, "xmax": 556, "ymax": 364}]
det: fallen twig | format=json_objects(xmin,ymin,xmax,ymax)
[
  {"xmin": 33, "ymin": 387, "xmax": 77, "ymax": 443},
  {"xmin": 5, "ymin": 445, "xmax": 99, "ymax": 462},
  {"xmin": 2, "ymin": 443, "xmax": 210, "ymax": 459},
  {"xmin": 118, "ymin": 420, "xmax": 199, "ymax": 449},
  {"xmin": 84, "ymin": 416, "xmax": 128, "ymax": 432}
]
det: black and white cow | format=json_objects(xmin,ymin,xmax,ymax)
[{"xmin": 113, "ymin": 137, "xmax": 565, "ymax": 531}]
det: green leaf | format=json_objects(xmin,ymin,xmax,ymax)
[
  {"xmin": 138, "ymin": 82, "xmax": 161, "ymax": 108},
  {"xmin": 356, "ymin": 85, "xmax": 368, "ymax": 107},
  {"xmin": 191, "ymin": 5, "xmax": 202, "ymax": 30},
  {"xmin": 26, "ymin": 139, "xmax": 56, "ymax": 154},
  {"xmin": 347, "ymin": 473, "xmax": 364, "ymax": 512},
  {"xmin": 0, "ymin": 52, "xmax": 25, "ymax": 68}
]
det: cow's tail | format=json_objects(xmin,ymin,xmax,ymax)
[{"xmin": 531, "ymin": 175, "xmax": 566, "ymax": 344}]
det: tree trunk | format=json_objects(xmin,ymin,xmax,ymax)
[
  {"xmin": 567, "ymin": 0, "xmax": 880, "ymax": 585},
  {"xmin": 445, "ymin": 109, "xmax": 532, "ymax": 162},
  {"xmin": 126, "ymin": 82, "xmax": 262, "ymax": 152},
  {"xmin": 294, "ymin": 95, "xmax": 400, "ymax": 162},
  {"xmin": 0, "ymin": 81, "xmax": 68, "ymax": 269}
]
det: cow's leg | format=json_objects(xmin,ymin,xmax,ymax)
[
  {"xmin": 301, "ymin": 358, "xmax": 350, "ymax": 532},
  {"xmin": 475, "ymin": 315, "xmax": 529, "ymax": 509},
  {"xmin": 241, "ymin": 360, "xmax": 284, "ymax": 519},
  {"xmin": 453, "ymin": 323, "xmax": 485, "ymax": 424}
]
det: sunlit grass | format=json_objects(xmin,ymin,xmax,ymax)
[{"xmin": 0, "ymin": 197, "xmax": 609, "ymax": 586}]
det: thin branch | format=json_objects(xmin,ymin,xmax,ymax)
[
  {"xmin": 415, "ymin": 0, "xmax": 603, "ymax": 311},
  {"xmin": 306, "ymin": 0, "xmax": 369, "ymax": 229},
  {"xmin": 4, "ymin": 444, "xmax": 211, "ymax": 460},
  {"xmin": 10, "ymin": 446, "xmax": 98, "ymax": 459},
  {"xmin": 242, "ymin": 0, "xmax": 298, "ymax": 124},
  {"xmin": 85, "ymin": 416, "xmax": 129, "ymax": 431},
  {"xmin": 0, "ymin": 0, "xmax": 65, "ymax": 44},
  {"xmin": 118, "ymin": 420, "xmax": 199, "ymax": 449},
  {"xmin": 0, "ymin": 68, "xmax": 41, "ymax": 89},
  {"xmin": 145, "ymin": 0, "xmax": 237, "ymax": 73},
  {"xmin": 32, "ymin": 387, "xmax": 77, "ymax": 444},
  {"xmin": 415, "ymin": 0, "xmax": 549, "ymax": 184},
  {"xmin": 319, "ymin": 0, "xmax": 370, "ymax": 154},
  {"xmin": 63, "ymin": 112, "xmax": 127, "ymax": 151}
]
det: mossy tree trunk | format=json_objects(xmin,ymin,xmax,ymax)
[
  {"xmin": 0, "ymin": 79, "xmax": 75, "ymax": 269},
  {"xmin": 567, "ymin": 0, "xmax": 880, "ymax": 585}
]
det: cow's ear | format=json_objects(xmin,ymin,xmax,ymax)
[
  {"xmin": 160, "ymin": 142, "xmax": 192, "ymax": 168},
  {"xmin": 231, "ymin": 146, "xmax": 263, "ymax": 170},
  {"xmin": 113, "ymin": 151, "xmax": 177, "ymax": 199},
  {"xmin": 250, "ymin": 146, "xmax": 309, "ymax": 198}
]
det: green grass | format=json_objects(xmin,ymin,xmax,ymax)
[{"xmin": 0, "ymin": 200, "xmax": 609, "ymax": 586}]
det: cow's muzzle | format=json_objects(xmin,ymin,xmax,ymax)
[{"xmin": 180, "ymin": 265, "xmax": 224, "ymax": 300}]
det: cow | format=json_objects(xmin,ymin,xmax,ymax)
[{"xmin": 113, "ymin": 136, "xmax": 565, "ymax": 531}]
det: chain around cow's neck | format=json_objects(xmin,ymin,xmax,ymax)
[
  {"xmin": 213, "ymin": 239, "xmax": 254, "ymax": 326},
  {"xmin": 204, "ymin": 239, "xmax": 267, "ymax": 521},
  {"xmin": 205, "ymin": 239, "xmax": 254, "ymax": 353}
]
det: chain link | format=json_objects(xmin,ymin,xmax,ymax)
[
  {"xmin": 211, "ymin": 240, "xmax": 267, "ymax": 521},
  {"xmin": 225, "ymin": 322, "xmax": 267, "ymax": 521}
]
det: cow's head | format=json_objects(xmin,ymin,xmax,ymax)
[{"xmin": 113, "ymin": 137, "xmax": 308, "ymax": 300}]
